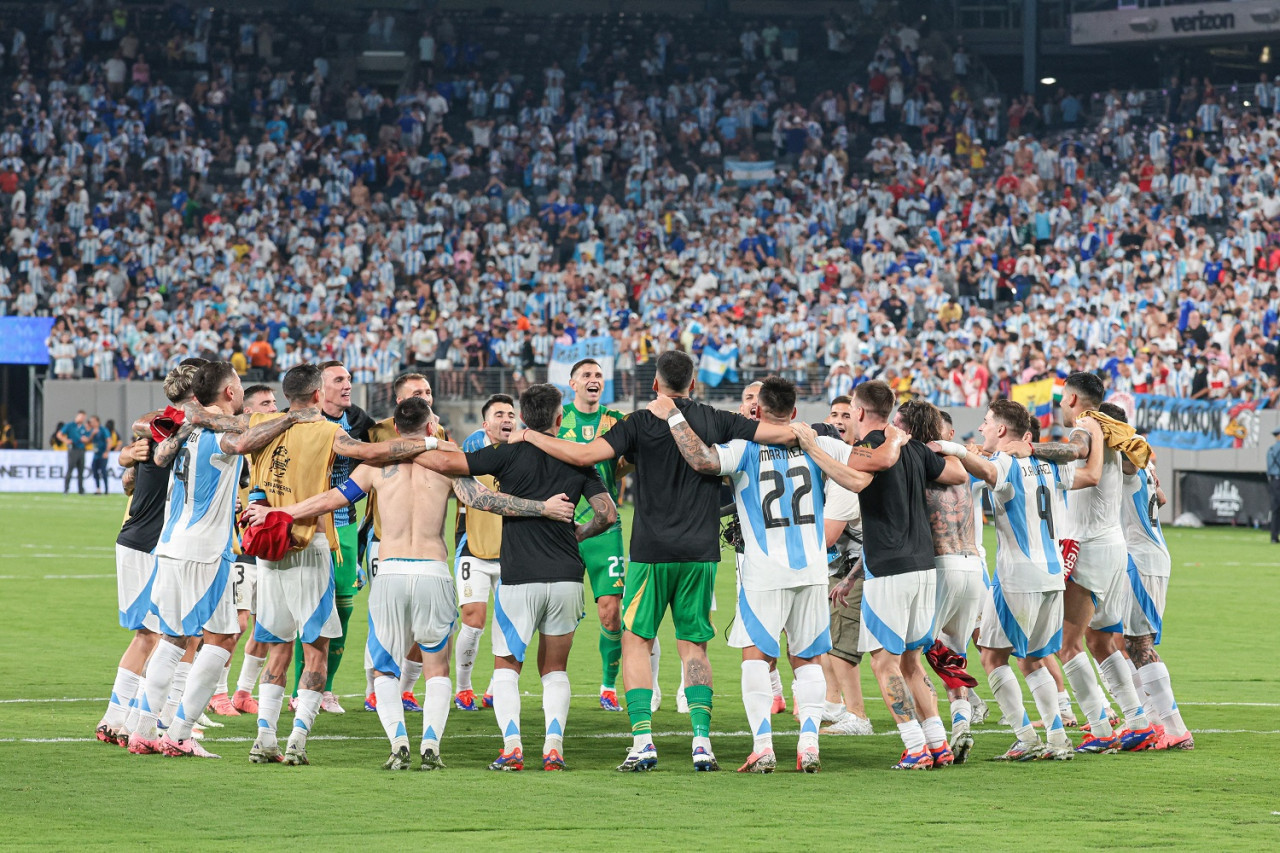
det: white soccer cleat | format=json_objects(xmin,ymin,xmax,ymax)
[
  {"xmin": 970, "ymin": 693, "xmax": 990, "ymax": 726},
  {"xmin": 195, "ymin": 712, "xmax": 222, "ymax": 728},
  {"xmin": 320, "ymin": 691, "xmax": 345, "ymax": 714},
  {"xmin": 821, "ymin": 711, "xmax": 874, "ymax": 735}
]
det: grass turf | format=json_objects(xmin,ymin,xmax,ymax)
[{"xmin": 0, "ymin": 493, "xmax": 1278, "ymax": 850}]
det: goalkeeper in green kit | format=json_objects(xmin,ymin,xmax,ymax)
[{"xmin": 558, "ymin": 358, "xmax": 658, "ymax": 711}]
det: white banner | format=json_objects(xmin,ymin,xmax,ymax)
[
  {"xmin": 0, "ymin": 449, "xmax": 127, "ymax": 493},
  {"xmin": 1071, "ymin": 4, "xmax": 1280, "ymax": 45}
]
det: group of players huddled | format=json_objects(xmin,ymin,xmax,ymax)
[{"xmin": 92, "ymin": 349, "xmax": 1192, "ymax": 773}]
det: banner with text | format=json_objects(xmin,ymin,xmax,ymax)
[
  {"xmin": 1122, "ymin": 394, "xmax": 1261, "ymax": 450},
  {"xmin": 548, "ymin": 336, "xmax": 615, "ymax": 405},
  {"xmin": 1179, "ymin": 471, "xmax": 1270, "ymax": 526},
  {"xmin": 0, "ymin": 450, "xmax": 125, "ymax": 492}
]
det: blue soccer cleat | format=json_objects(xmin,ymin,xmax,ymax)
[
  {"xmin": 891, "ymin": 748, "xmax": 935, "ymax": 770},
  {"xmin": 1119, "ymin": 725, "xmax": 1159, "ymax": 752},
  {"xmin": 401, "ymin": 692, "xmax": 422, "ymax": 713},
  {"xmin": 692, "ymin": 745, "xmax": 720, "ymax": 771},
  {"xmin": 617, "ymin": 743, "xmax": 658, "ymax": 772},
  {"xmin": 599, "ymin": 689, "xmax": 622, "ymax": 711},
  {"xmin": 454, "ymin": 689, "xmax": 478, "ymax": 711},
  {"xmin": 1075, "ymin": 732, "xmax": 1120, "ymax": 754}
]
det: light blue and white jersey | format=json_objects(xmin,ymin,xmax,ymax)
[
  {"xmin": 461, "ymin": 428, "xmax": 491, "ymax": 452},
  {"xmin": 155, "ymin": 427, "xmax": 239, "ymax": 564},
  {"xmin": 987, "ymin": 452, "xmax": 1074, "ymax": 593},
  {"xmin": 1122, "ymin": 463, "xmax": 1171, "ymax": 577},
  {"xmin": 715, "ymin": 435, "xmax": 850, "ymax": 590}
]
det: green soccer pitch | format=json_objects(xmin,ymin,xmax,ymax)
[{"xmin": 1, "ymin": 494, "xmax": 1278, "ymax": 850}]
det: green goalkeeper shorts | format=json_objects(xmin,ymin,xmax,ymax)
[
  {"xmin": 621, "ymin": 561, "xmax": 717, "ymax": 643},
  {"xmin": 579, "ymin": 527, "xmax": 626, "ymax": 601},
  {"xmin": 331, "ymin": 522, "xmax": 361, "ymax": 596}
]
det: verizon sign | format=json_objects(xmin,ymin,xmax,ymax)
[{"xmin": 1072, "ymin": 4, "xmax": 1280, "ymax": 45}]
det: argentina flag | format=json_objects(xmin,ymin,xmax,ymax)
[{"xmin": 698, "ymin": 343, "xmax": 739, "ymax": 388}]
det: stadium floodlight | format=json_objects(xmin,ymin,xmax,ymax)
[{"xmin": 1039, "ymin": 77, "xmax": 1057, "ymax": 86}]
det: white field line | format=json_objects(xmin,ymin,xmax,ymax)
[{"xmin": 2, "ymin": 728, "xmax": 1276, "ymax": 745}]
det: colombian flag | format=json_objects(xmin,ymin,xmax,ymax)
[{"xmin": 1011, "ymin": 377, "xmax": 1064, "ymax": 430}]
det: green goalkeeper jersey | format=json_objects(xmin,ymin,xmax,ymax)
[{"xmin": 558, "ymin": 402, "xmax": 626, "ymax": 530}]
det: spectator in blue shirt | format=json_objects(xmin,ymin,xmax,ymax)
[{"xmin": 87, "ymin": 415, "xmax": 113, "ymax": 494}]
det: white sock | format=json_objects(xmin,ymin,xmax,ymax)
[
  {"xmin": 741, "ymin": 659, "xmax": 773, "ymax": 753},
  {"xmin": 1025, "ymin": 666, "xmax": 1068, "ymax": 747},
  {"xmin": 105, "ymin": 667, "xmax": 141, "ymax": 728},
  {"xmin": 1138, "ymin": 661, "xmax": 1188, "ymax": 738},
  {"xmin": 823, "ymin": 700, "xmax": 845, "ymax": 720},
  {"xmin": 288, "ymin": 689, "xmax": 323, "ymax": 748},
  {"xmin": 161, "ymin": 660, "xmax": 192, "ymax": 727},
  {"xmin": 1127, "ymin": 657, "xmax": 1144, "ymax": 696},
  {"xmin": 134, "ymin": 641, "xmax": 183, "ymax": 736},
  {"xmin": 422, "ymin": 676, "xmax": 451, "ymax": 754},
  {"xmin": 236, "ymin": 653, "xmax": 266, "ymax": 694},
  {"xmin": 920, "ymin": 715, "xmax": 947, "ymax": 750},
  {"xmin": 400, "ymin": 658, "xmax": 424, "ymax": 697},
  {"xmin": 988, "ymin": 664, "xmax": 1036, "ymax": 743},
  {"xmin": 124, "ymin": 681, "xmax": 144, "ymax": 732},
  {"xmin": 793, "ymin": 663, "xmax": 825, "ymax": 751},
  {"xmin": 365, "ymin": 667, "xmax": 376, "ymax": 697},
  {"xmin": 455, "ymin": 625, "xmax": 483, "ymax": 691},
  {"xmin": 1098, "ymin": 651, "xmax": 1149, "ymax": 731},
  {"xmin": 170, "ymin": 645, "xmax": 231, "ymax": 740},
  {"xmin": 541, "ymin": 671, "xmax": 570, "ymax": 755},
  {"xmin": 896, "ymin": 719, "xmax": 926, "ymax": 753},
  {"xmin": 650, "ymin": 634, "xmax": 661, "ymax": 684},
  {"xmin": 214, "ymin": 660, "xmax": 231, "ymax": 696},
  {"xmin": 374, "ymin": 675, "xmax": 409, "ymax": 752},
  {"xmin": 491, "ymin": 668, "xmax": 522, "ymax": 751},
  {"xmin": 768, "ymin": 666, "xmax": 783, "ymax": 700},
  {"xmin": 1062, "ymin": 654, "xmax": 1114, "ymax": 738},
  {"xmin": 949, "ymin": 698, "xmax": 972, "ymax": 736},
  {"xmin": 1057, "ymin": 689, "xmax": 1074, "ymax": 719},
  {"xmin": 257, "ymin": 683, "xmax": 285, "ymax": 747}
]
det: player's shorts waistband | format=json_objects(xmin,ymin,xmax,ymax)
[
  {"xmin": 378, "ymin": 558, "xmax": 450, "ymax": 578},
  {"xmin": 934, "ymin": 553, "xmax": 984, "ymax": 572}
]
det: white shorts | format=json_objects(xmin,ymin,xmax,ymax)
[
  {"xmin": 456, "ymin": 553, "xmax": 501, "ymax": 607},
  {"xmin": 978, "ymin": 585, "xmax": 1063, "ymax": 659},
  {"xmin": 255, "ymin": 534, "xmax": 342, "ymax": 645},
  {"xmin": 859, "ymin": 569, "xmax": 936, "ymax": 655},
  {"xmin": 366, "ymin": 560, "xmax": 456, "ymax": 679},
  {"xmin": 1069, "ymin": 538, "xmax": 1128, "ymax": 632},
  {"xmin": 492, "ymin": 580, "xmax": 584, "ymax": 663},
  {"xmin": 1124, "ymin": 556, "xmax": 1168, "ymax": 643},
  {"xmin": 933, "ymin": 554, "xmax": 987, "ymax": 655},
  {"xmin": 116, "ymin": 544, "xmax": 159, "ymax": 632},
  {"xmin": 232, "ymin": 556, "xmax": 258, "ymax": 614},
  {"xmin": 728, "ymin": 584, "xmax": 832, "ymax": 660},
  {"xmin": 150, "ymin": 553, "xmax": 238, "ymax": 638}
]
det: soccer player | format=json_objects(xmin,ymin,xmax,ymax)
[
  {"xmin": 510, "ymin": 352, "xmax": 796, "ymax": 772},
  {"xmin": 452, "ymin": 394, "xmax": 517, "ymax": 711},
  {"xmin": 417, "ymin": 384, "xmax": 617, "ymax": 771},
  {"xmin": 1104, "ymin": 404, "xmax": 1193, "ymax": 750},
  {"xmin": 291, "ymin": 360, "xmax": 379, "ymax": 714},
  {"xmin": 245, "ymin": 396, "xmax": 571, "ymax": 769},
  {"xmin": 896, "ymin": 401, "xmax": 987, "ymax": 763},
  {"xmin": 794, "ymin": 383, "xmax": 966, "ymax": 770},
  {"xmin": 362, "ymin": 372, "xmax": 447, "ymax": 713},
  {"xmin": 817, "ymin": 396, "xmax": 875, "ymax": 737},
  {"xmin": 130, "ymin": 362, "xmax": 311, "ymax": 759},
  {"xmin": 931, "ymin": 399, "xmax": 1095, "ymax": 761},
  {"xmin": 242, "ymin": 363, "xmax": 436, "ymax": 766},
  {"xmin": 656, "ymin": 376, "xmax": 881, "ymax": 773},
  {"xmin": 558, "ymin": 359, "xmax": 632, "ymax": 712},
  {"xmin": 212, "ymin": 383, "xmax": 279, "ymax": 716},
  {"xmin": 98, "ymin": 361, "xmax": 202, "ymax": 746},
  {"xmin": 1029, "ymin": 372, "xmax": 1160, "ymax": 753}
]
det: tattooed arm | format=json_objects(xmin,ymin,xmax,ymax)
[
  {"xmin": 452, "ymin": 476, "xmax": 575, "ymax": 522},
  {"xmin": 152, "ymin": 419, "xmax": 195, "ymax": 468},
  {"xmin": 218, "ymin": 409, "xmax": 314, "ymax": 456},
  {"xmin": 332, "ymin": 429, "xmax": 430, "ymax": 463},
  {"xmin": 576, "ymin": 492, "xmax": 618, "ymax": 542},
  {"xmin": 660, "ymin": 412, "xmax": 722, "ymax": 475},
  {"xmin": 1031, "ymin": 416, "xmax": 1102, "ymax": 488}
]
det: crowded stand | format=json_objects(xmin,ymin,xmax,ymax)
[{"xmin": 4, "ymin": 2, "xmax": 1280, "ymax": 411}]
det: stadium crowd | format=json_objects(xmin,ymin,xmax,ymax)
[{"xmin": 3, "ymin": 3, "xmax": 1280, "ymax": 411}]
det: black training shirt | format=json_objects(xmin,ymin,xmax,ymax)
[
  {"xmin": 603, "ymin": 397, "xmax": 758, "ymax": 563},
  {"xmin": 465, "ymin": 441, "xmax": 607, "ymax": 584},
  {"xmin": 855, "ymin": 430, "xmax": 946, "ymax": 578},
  {"xmin": 116, "ymin": 456, "xmax": 174, "ymax": 553}
]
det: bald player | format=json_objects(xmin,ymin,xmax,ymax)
[{"xmin": 246, "ymin": 396, "xmax": 573, "ymax": 769}]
